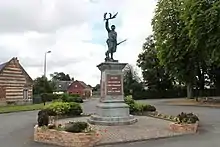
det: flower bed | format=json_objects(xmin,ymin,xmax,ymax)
[
  {"xmin": 145, "ymin": 111, "xmax": 200, "ymax": 133},
  {"xmin": 169, "ymin": 112, "xmax": 199, "ymax": 133},
  {"xmin": 34, "ymin": 125, "xmax": 100, "ymax": 147},
  {"xmin": 145, "ymin": 111, "xmax": 177, "ymax": 121}
]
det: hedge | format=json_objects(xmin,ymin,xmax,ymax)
[
  {"xmin": 132, "ymin": 89, "xmax": 186, "ymax": 100},
  {"xmin": 36, "ymin": 93, "xmax": 83, "ymax": 103},
  {"xmin": 132, "ymin": 88, "xmax": 220, "ymax": 100}
]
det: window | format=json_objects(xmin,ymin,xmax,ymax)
[{"xmin": 23, "ymin": 89, "xmax": 28, "ymax": 99}]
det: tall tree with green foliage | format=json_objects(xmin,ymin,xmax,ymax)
[
  {"xmin": 152, "ymin": 0, "xmax": 198, "ymax": 98},
  {"xmin": 50, "ymin": 72, "xmax": 73, "ymax": 81},
  {"xmin": 33, "ymin": 76, "xmax": 54, "ymax": 95},
  {"xmin": 181, "ymin": 0, "xmax": 220, "ymax": 93},
  {"xmin": 181, "ymin": 0, "xmax": 220, "ymax": 64},
  {"xmin": 137, "ymin": 35, "xmax": 174, "ymax": 91},
  {"xmin": 123, "ymin": 65, "xmax": 143, "ymax": 96},
  {"xmin": 93, "ymin": 84, "xmax": 100, "ymax": 91}
]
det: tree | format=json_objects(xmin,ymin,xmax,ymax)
[
  {"xmin": 181, "ymin": 0, "xmax": 220, "ymax": 64},
  {"xmin": 137, "ymin": 35, "xmax": 174, "ymax": 91},
  {"xmin": 33, "ymin": 76, "xmax": 54, "ymax": 95},
  {"xmin": 181, "ymin": 0, "xmax": 220, "ymax": 95},
  {"xmin": 123, "ymin": 65, "xmax": 143, "ymax": 96},
  {"xmin": 93, "ymin": 84, "xmax": 100, "ymax": 91},
  {"xmin": 50, "ymin": 72, "xmax": 73, "ymax": 81},
  {"xmin": 208, "ymin": 64, "xmax": 220, "ymax": 94},
  {"xmin": 152, "ymin": 0, "xmax": 198, "ymax": 98}
]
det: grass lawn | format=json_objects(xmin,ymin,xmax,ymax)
[{"xmin": 0, "ymin": 103, "xmax": 46, "ymax": 114}]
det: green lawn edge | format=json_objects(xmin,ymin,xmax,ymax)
[{"xmin": 0, "ymin": 103, "xmax": 45, "ymax": 114}]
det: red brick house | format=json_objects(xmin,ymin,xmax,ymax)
[
  {"xmin": 67, "ymin": 80, "xmax": 92, "ymax": 98},
  {"xmin": 0, "ymin": 57, "xmax": 33, "ymax": 105}
]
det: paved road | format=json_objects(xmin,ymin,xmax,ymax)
[
  {"xmin": 0, "ymin": 98, "xmax": 219, "ymax": 147},
  {"xmin": 104, "ymin": 99, "xmax": 220, "ymax": 147}
]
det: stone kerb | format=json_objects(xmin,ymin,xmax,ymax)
[
  {"xmin": 169, "ymin": 121, "xmax": 199, "ymax": 133},
  {"xmin": 34, "ymin": 125, "xmax": 101, "ymax": 147}
]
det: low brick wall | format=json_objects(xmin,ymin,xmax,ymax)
[
  {"xmin": 169, "ymin": 121, "xmax": 199, "ymax": 133},
  {"xmin": 34, "ymin": 125, "xmax": 100, "ymax": 147}
]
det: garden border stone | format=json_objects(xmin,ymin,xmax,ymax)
[
  {"xmin": 34, "ymin": 125, "xmax": 101, "ymax": 147},
  {"xmin": 169, "ymin": 121, "xmax": 199, "ymax": 133}
]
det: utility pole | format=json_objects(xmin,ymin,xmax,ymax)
[{"xmin": 44, "ymin": 51, "xmax": 51, "ymax": 77}]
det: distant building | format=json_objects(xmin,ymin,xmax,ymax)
[
  {"xmin": 67, "ymin": 80, "xmax": 92, "ymax": 98},
  {"xmin": 0, "ymin": 57, "xmax": 33, "ymax": 105},
  {"xmin": 54, "ymin": 80, "xmax": 73, "ymax": 93}
]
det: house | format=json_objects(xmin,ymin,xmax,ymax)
[
  {"xmin": 67, "ymin": 80, "xmax": 92, "ymax": 98},
  {"xmin": 54, "ymin": 80, "xmax": 73, "ymax": 93},
  {"xmin": 0, "ymin": 57, "xmax": 33, "ymax": 105}
]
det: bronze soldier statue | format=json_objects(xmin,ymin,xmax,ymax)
[{"xmin": 104, "ymin": 12, "xmax": 126, "ymax": 62}]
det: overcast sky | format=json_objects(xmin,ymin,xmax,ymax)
[{"xmin": 0, "ymin": 0, "xmax": 156, "ymax": 86}]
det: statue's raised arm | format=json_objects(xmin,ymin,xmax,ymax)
[
  {"xmin": 104, "ymin": 13, "xmax": 118, "ymax": 33},
  {"xmin": 105, "ymin": 19, "xmax": 110, "ymax": 32}
]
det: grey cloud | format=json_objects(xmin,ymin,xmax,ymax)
[
  {"xmin": 20, "ymin": 56, "xmax": 83, "ymax": 70},
  {"xmin": 0, "ymin": 0, "xmax": 90, "ymax": 33},
  {"xmin": 0, "ymin": 46, "xmax": 19, "ymax": 63},
  {"xmin": 47, "ymin": 58, "xmax": 83, "ymax": 70}
]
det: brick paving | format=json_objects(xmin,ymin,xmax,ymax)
[{"xmin": 57, "ymin": 116, "xmax": 186, "ymax": 145}]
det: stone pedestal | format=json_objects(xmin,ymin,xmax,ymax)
[{"xmin": 88, "ymin": 61, "xmax": 137, "ymax": 126}]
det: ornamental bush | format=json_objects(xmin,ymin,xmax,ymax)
[
  {"xmin": 41, "ymin": 93, "xmax": 60, "ymax": 102},
  {"xmin": 60, "ymin": 93, "xmax": 83, "ymax": 103},
  {"xmin": 125, "ymin": 95, "xmax": 156, "ymax": 114},
  {"xmin": 177, "ymin": 112, "xmax": 199, "ymax": 124},
  {"xmin": 143, "ymin": 104, "xmax": 156, "ymax": 112},
  {"xmin": 43, "ymin": 101, "xmax": 82, "ymax": 116},
  {"xmin": 37, "ymin": 109, "xmax": 49, "ymax": 127},
  {"xmin": 65, "ymin": 122, "xmax": 89, "ymax": 133}
]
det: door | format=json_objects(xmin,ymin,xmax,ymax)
[
  {"xmin": 23, "ymin": 89, "xmax": 28, "ymax": 100},
  {"xmin": 0, "ymin": 87, "xmax": 6, "ymax": 101}
]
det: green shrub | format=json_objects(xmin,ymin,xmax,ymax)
[
  {"xmin": 64, "ymin": 97, "xmax": 83, "ymax": 103},
  {"xmin": 65, "ymin": 122, "xmax": 88, "ymax": 133},
  {"xmin": 69, "ymin": 93, "xmax": 81, "ymax": 97},
  {"xmin": 125, "ymin": 95, "xmax": 156, "ymax": 114},
  {"xmin": 177, "ymin": 112, "xmax": 199, "ymax": 124},
  {"xmin": 44, "ymin": 101, "xmax": 82, "ymax": 116},
  {"xmin": 37, "ymin": 109, "xmax": 49, "ymax": 127},
  {"xmin": 41, "ymin": 93, "xmax": 60, "ymax": 102},
  {"xmin": 66, "ymin": 102, "xmax": 83, "ymax": 116},
  {"xmin": 143, "ymin": 104, "xmax": 156, "ymax": 112},
  {"xmin": 60, "ymin": 93, "xmax": 83, "ymax": 103},
  {"xmin": 124, "ymin": 95, "xmax": 135, "ymax": 105},
  {"xmin": 44, "ymin": 102, "xmax": 68, "ymax": 116}
]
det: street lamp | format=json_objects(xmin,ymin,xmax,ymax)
[{"xmin": 44, "ymin": 51, "xmax": 51, "ymax": 77}]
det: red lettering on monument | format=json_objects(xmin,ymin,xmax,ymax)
[{"xmin": 106, "ymin": 75, "xmax": 122, "ymax": 95}]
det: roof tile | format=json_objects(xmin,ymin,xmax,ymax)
[{"xmin": 0, "ymin": 62, "xmax": 7, "ymax": 71}]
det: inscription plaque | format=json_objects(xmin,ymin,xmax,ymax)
[{"xmin": 106, "ymin": 75, "xmax": 122, "ymax": 95}]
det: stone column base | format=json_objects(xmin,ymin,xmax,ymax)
[
  {"xmin": 88, "ymin": 115, "xmax": 137, "ymax": 126},
  {"xmin": 88, "ymin": 102, "xmax": 137, "ymax": 126}
]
